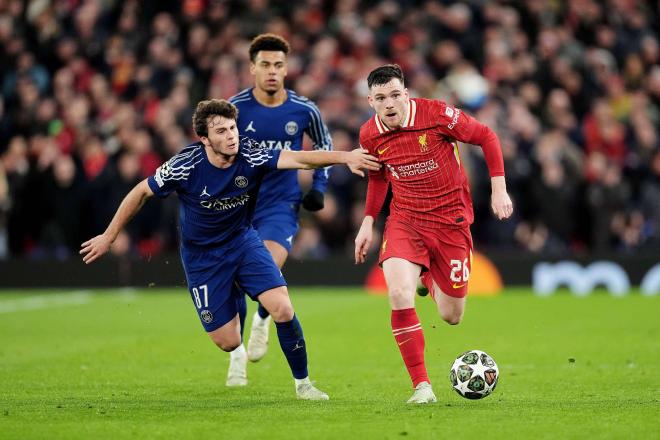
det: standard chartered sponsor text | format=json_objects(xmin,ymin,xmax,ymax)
[{"xmin": 397, "ymin": 159, "xmax": 439, "ymax": 177}]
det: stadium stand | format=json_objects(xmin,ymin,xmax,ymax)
[{"xmin": 1, "ymin": 0, "xmax": 658, "ymax": 261}]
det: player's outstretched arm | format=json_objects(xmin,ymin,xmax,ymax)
[
  {"xmin": 354, "ymin": 216, "xmax": 375, "ymax": 264},
  {"xmin": 490, "ymin": 176, "xmax": 513, "ymax": 220},
  {"xmin": 80, "ymin": 179, "xmax": 154, "ymax": 264},
  {"xmin": 277, "ymin": 148, "xmax": 380, "ymax": 177}
]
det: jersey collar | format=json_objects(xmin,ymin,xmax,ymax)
[{"xmin": 374, "ymin": 99, "xmax": 417, "ymax": 134}]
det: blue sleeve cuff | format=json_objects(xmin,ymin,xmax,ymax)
[
  {"xmin": 311, "ymin": 167, "xmax": 330, "ymax": 193},
  {"xmin": 269, "ymin": 149, "xmax": 282, "ymax": 171}
]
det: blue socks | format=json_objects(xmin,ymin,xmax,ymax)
[
  {"xmin": 257, "ymin": 302, "xmax": 270, "ymax": 319},
  {"xmin": 275, "ymin": 314, "xmax": 308, "ymax": 379},
  {"xmin": 237, "ymin": 293, "xmax": 247, "ymax": 341}
]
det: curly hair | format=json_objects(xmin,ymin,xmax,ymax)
[
  {"xmin": 192, "ymin": 99, "xmax": 238, "ymax": 137},
  {"xmin": 249, "ymin": 33, "xmax": 290, "ymax": 61},
  {"xmin": 367, "ymin": 64, "xmax": 405, "ymax": 88}
]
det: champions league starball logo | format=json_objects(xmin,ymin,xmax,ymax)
[{"xmin": 159, "ymin": 162, "xmax": 172, "ymax": 176}]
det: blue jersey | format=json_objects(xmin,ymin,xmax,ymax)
[
  {"xmin": 146, "ymin": 137, "xmax": 281, "ymax": 249},
  {"xmin": 229, "ymin": 88, "xmax": 332, "ymax": 212}
]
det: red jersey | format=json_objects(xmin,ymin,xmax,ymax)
[{"xmin": 359, "ymin": 98, "xmax": 504, "ymax": 228}]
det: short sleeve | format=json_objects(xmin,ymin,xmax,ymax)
[
  {"xmin": 265, "ymin": 149, "xmax": 281, "ymax": 170},
  {"xmin": 239, "ymin": 136, "xmax": 282, "ymax": 171},
  {"xmin": 147, "ymin": 147, "xmax": 204, "ymax": 198}
]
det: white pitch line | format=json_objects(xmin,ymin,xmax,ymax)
[{"xmin": 0, "ymin": 290, "xmax": 94, "ymax": 314}]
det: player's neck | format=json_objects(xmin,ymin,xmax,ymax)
[
  {"xmin": 205, "ymin": 145, "xmax": 236, "ymax": 169},
  {"xmin": 253, "ymin": 87, "xmax": 287, "ymax": 107}
]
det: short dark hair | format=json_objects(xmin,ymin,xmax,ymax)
[
  {"xmin": 249, "ymin": 33, "xmax": 290, "ymax": 62},
  {"xmin": 367, "ymin": 64, "xmax": 405, "ymax": 88},
  {"xmin": 192, "ymin": 99, "xmax": 238, "ymax": 137}
]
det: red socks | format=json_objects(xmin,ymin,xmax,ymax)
[{"xmin": 391, "ymin": 308, "xmax": 429, "ymax": 387}]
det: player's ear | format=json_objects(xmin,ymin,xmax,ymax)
[
  {"xmin": 367, "ymin": 94, "xmax": 374, "ymax": 109},
  {"xmin": 199, "ymin": 136, "xmax": 210, "ymax": 147},
  {"xmin": 249, "ymin": 62, "xmax": 256, "ymax": 75}
]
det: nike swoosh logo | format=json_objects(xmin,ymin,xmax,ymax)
[
  {"xmin": 377, "ymin": 146, "xmax": 390, "ymax": 155},
  {"xmin": 397, "ymin": 338, "xmax": 412, "ymax": 346},
  {"xmin": 452, "ymin": 283, "xmax": 466, "ymax": 289}
]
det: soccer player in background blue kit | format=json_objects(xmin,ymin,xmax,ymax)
[
  {"xmin": 228, "ymin": 34, "xmax": 334, "ymax": 377},
  {"xmin": 80, "ymin": 99, "xmax": 380, "ymax": 400}
]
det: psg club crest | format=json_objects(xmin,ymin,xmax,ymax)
[
  {"xmin": 234, "ymin": 176, "xmax": 248, "ymax": 188},
  {"xmin": 285, "ymin": 121, "xmax": 298, "ymax": 135},
  {"xmin": 201, "ymin": 310, "xmax": 213, "ymax": 323}
]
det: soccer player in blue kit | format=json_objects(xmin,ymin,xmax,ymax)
[
  {"xmin": 228, "ymin": 34, "xmax": 334, "ymax": 379},
  {"xmin": 80, "ymin": 98, "xmax": 380, "ymax": 400}
]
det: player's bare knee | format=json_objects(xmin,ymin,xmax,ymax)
[
  {"xmin": 219, "ymin": 341, "xmax": 241, "ymax": 352},
  {"xmin": 216, "ymin": 339, "xmax": 241, "ymax": 352},
  {"xmin": 441, "ymin": 309, "xmax": 463, "ymax": 325},
  {"xmin": 269, "ymin": 302, "xmax": 294, "ymax": 322},
  {"xmin": 210, "ymin": 334, "xmax": 241, "ymax": 352},
  {"xmin": 388, "ymin": 285, "xmax": 415, "ymax": 308},
  {"xmin": 445, "ymin": 315, "xmax": 462, "ymax": 325},
  {"xmin": 258, "ymin": 287, "xmax": 294, "ymax": 321}
]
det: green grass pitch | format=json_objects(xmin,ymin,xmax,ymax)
[{"xmin": 1, "ymin": 287, "xmax": 658, "ymax": 439}]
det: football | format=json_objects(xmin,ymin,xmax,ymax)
[{"xmin": 449, "ymin": 350, "xmax": 499, "ymax": 399}]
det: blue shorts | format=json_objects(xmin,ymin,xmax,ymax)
[
  {"xmin": 180, "ymin": 228, "xmax": 287, "ymax": 332},
  {"xmin": 252, "ymin": 202, "xmax": 299, "ymax": 252}
]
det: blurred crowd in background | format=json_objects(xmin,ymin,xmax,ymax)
[{"xmin": 0, "ymin": 0, "xmax": 659, "ymax": 261}]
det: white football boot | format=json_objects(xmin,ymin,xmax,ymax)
[
  {"xmin": 295, "ymin": 378, "xmax": 329, "ymax": 401},
  {"xmin": 247, "ymin": 312, "xmax": 271, "ymax": 362},
  {"xmin": 406, "ymin": 381, "xmax": 437, "ymax": 404},
  {"xmin": 226, "ymin": 344, "xmax": 248, "ymax": 387}
]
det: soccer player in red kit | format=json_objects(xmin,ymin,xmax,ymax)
[{"xmin": 354, "ymin": 64, "xmax": 513, "ymax": 404}]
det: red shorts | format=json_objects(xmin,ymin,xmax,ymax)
[{"xmin": 378, "ymin": 218, "xmax": 473, "ymax": 298}]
